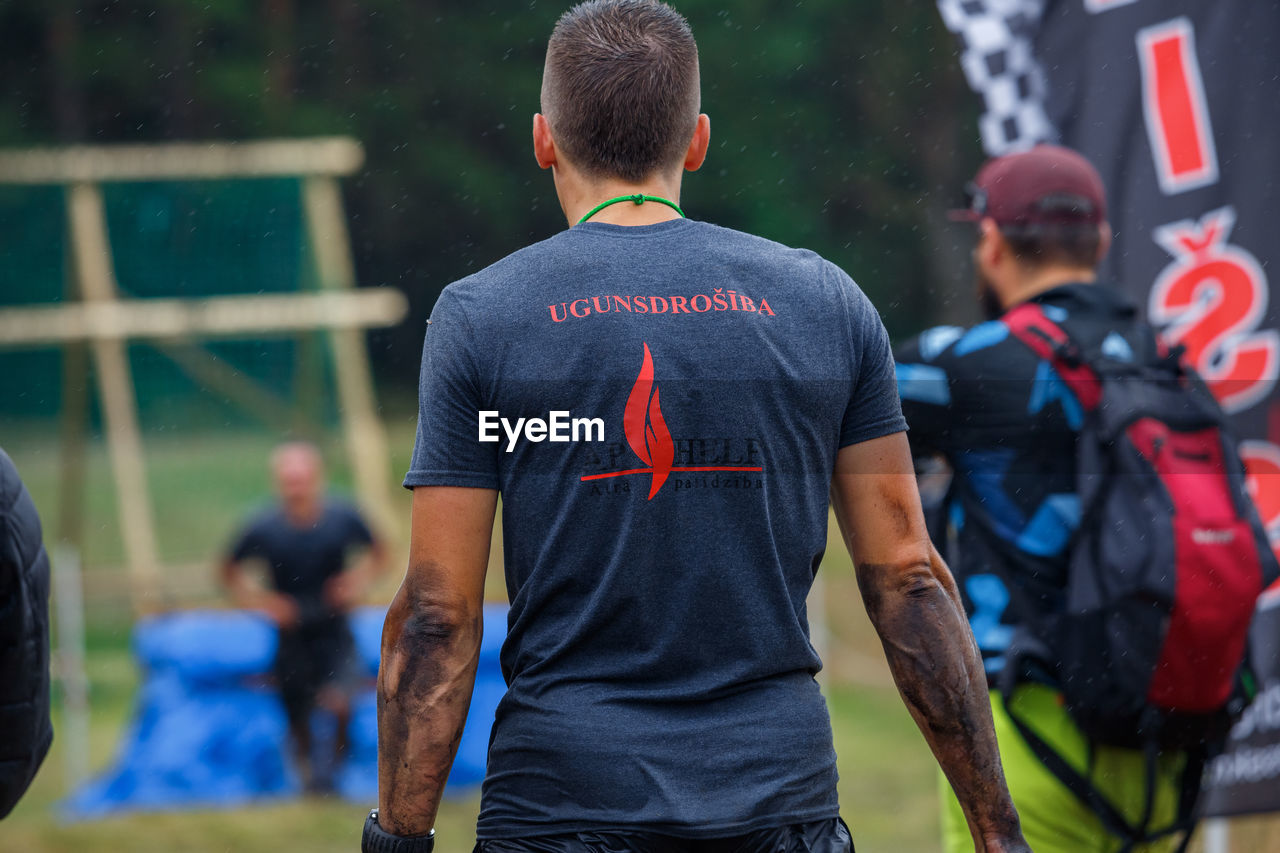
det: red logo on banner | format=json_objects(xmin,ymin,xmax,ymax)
[
  {"xmin": 1137, "ymin": 17, "xmax": 1219, "ymax": 195},
  {"xmin": 1149, "ymin": 206, "xmax": 1278, "ymax": 414}
]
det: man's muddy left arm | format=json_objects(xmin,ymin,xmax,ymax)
[
  {"xmin": 376, "ymin": 485, "xmax": 497, "ymax": 837},
  {"xmin": 830, "ymin": 432, "xmax": 1029, "ymax": 853}
]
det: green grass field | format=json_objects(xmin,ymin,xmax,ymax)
[
  {"xmin": 2, "ymin": 636, "xmax": 939, "ymax": 853},
  {"xmin": 3, "ymin": 425, "xmax": 1275, "ymax": 852},
  {"xmin": 0, "ymin": 424, "xmax": 943, "ymax": 852}
]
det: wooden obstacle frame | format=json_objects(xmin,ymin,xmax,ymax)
[{"xmin": 0, "ymin": 137, "xmax": 407, "ymax": 614}]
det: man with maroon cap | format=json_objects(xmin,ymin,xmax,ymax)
[{"xmin": 895, "ymin": 144, "xmax": 1185, "ymax": 852}]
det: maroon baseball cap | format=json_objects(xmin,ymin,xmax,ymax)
[{"xmin": 950, "ymin": 144, "xmax": 1107, "ymax": 227}]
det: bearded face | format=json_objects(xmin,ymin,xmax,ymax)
[
  {"xmin": 973, "ymin": 239, "xmax": 1005, "ymax": 321},
  {"xmin": 975, "ymin": 268, "xmax": 1004, "ymax": 320}
]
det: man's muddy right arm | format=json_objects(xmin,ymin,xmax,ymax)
[
  {"xmin": 376, "ymin": 485, "xmax": 496, "ymax": 839},
  {"xmin": 830, "ymin": 432, "xmax": 1029, "ymax": 853}
]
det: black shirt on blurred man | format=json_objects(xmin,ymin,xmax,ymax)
[{"xmin": 221, "ymin": 441, "xmax": 387, "ymax": 793}]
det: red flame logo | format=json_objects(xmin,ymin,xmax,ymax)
[{"xmin": 623, "ymin": 343, "xmax": 674, "ymax": 499}]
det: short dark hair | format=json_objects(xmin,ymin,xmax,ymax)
[
  {"xmin": 542, "ymin": 0, "xmax": 700, "ymax": 183},
  {"xmin": 999, "ymin": 221, "xmax": 1103, "ymax": 270}
]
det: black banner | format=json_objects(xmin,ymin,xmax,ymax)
[
  {"xmin": 1203, "ymin": 590, "xmax": 1280, "ymax": 816},
  {"xmin": 938, "ymin": 0, "xmax": 1280, "ymax": 817}
]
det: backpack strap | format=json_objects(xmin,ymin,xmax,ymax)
[
  {"xmin": 1002, "ymin": 683, "xmax": 1203, "ymax": 850},
  {"xmin": 1001, "ymin": 302, "xmax": 1103, "ymax": 412},
  {"xmin": 999, "ymin": 688, "xmax": 1143, "ymax": 846},
  {"xmin": 1172, "ymin": 749, "xmax": 1209, "ymax": 853}
]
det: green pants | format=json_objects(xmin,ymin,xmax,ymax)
[{"xmin": 940, "ymin": 686, "xmax": 1184, "ymax": 853}]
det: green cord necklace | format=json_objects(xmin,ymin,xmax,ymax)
[{"xmin": 577, "ymin": 193, "xmax": 685, "ymax": 225}]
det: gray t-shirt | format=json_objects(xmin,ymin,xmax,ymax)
[{"xmin": 406, "ymin": 217, "xmax": 906, "ymax": 838}]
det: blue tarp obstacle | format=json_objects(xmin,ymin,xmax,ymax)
[{"xmin": 63, "ymin": 605, "xmax": 508, "ymax": 818}]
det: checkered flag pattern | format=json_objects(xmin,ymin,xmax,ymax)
[{"xmin": 937, "ymin": 0, "xmax": 1057, "ymax": 155}]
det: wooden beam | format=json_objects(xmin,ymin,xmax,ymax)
[
  {"xmin": 292, "ymin": 330, "xmax": 326, "ymax": 436},
  {"xmin": 0, "ymin": 288, "xmax": 407, "ymax": 347},
  {"xmin": 0, "ymin": 137, "xmax": 363, "ymax": 184},
  {"xmin": 66, "ymin": 181, "xmax": 163, "ymax": 613},
  {"xmin": 302, "ymin": 175, "xmax": 398, "ymax": 539},
  {"xmin": 50, "ymin": 543, "xmax": 90, "ymax": 789},
  {"xmin": 56, "ymin": 340, "xmax": 89, "ymax": 547},
  {"xmin": 56, "ymin": 243, "xmax": 90, "ymax": 550},
  {"xmin": 293, "ymin": 218, "xmax": 326, "ymax": 434},
  {"xmin": 154, "ymin": 341, "xmax": 299, "ymax": 434}
]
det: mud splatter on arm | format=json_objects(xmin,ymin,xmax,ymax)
[
  {"xmin": 376, "ymin": 486, "xmax": 496, "ymax": 838},
  {"xmin": 854, "ymin": 552, "xmax": 1023, "ymax": 849},
  {"xmin": 831, "ymin": 433, "xmax": 1028, "ymax": 852}
]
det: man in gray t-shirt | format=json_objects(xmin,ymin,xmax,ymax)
[{"xmin": 366, "ymin": 3, "xmax": 1030, "ymax": 852}]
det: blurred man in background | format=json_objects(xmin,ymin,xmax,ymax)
[
  {"xmin": 895, "ymin": 144, "xmax": 1276, "ymax": 851},
  {"xmin": 367, "ymin": 2, "xmax": 1030, "ymax": 852},
  {"xmin": 221, "ymin": 441, "xmax": 387, "ymax": 793},
  {"xmin": 0, "ymin": 448, "xmax": 52, "ymax": 818}
]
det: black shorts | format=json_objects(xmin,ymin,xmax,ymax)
[
  {"xmin": 273, "ymin": 619, "xmax": 363, "ymax": 727},
  {"xmin": 474, "ymin": 817, "xmax": 853, "ymax": 853}
]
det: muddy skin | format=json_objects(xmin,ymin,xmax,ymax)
[
  {"xmin": 377, "ymin": 569, "xmax": 483, "ymax": 837},
  {"xmin": 856, "ymin": 556, "xmax": 1028, "ymax": 852},
  {"xmin": 881, "ymin": 489, "xmax": 916, "ymax": 541}
]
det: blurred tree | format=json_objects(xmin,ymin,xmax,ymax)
[{"xmin": 0, "ymin": 0, "xmax": 983, "ymax": 385}]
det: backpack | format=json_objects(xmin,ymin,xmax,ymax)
[{"xmin": 997, "ymin": 301, "xmax": 1276, "ymax": 851}]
